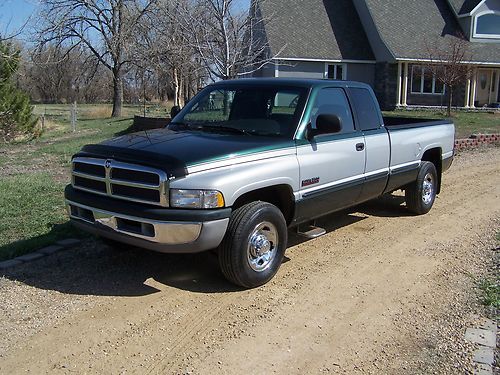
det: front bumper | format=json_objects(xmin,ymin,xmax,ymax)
[{"xmin": 65, "ymin": 185, "xmax": 231, "ymax": 253}]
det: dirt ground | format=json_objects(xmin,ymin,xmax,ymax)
[{"xmin": 0, "ymin": 147, "xmax": 499, "ymax": 374}]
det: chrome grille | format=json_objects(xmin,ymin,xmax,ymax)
[{"xmin": 71, "ymin": 157, "xmax": 169, "ymax": 206}]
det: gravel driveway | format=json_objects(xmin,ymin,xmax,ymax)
[{"xmin": 0, "ymin": 147, "xmax": 499, "ymax": 374}]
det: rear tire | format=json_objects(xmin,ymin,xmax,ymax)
[
  {"xmin": 218, "ymin": 201, "xmax": 287, "ymax": 288},
  {"xmin": 405, "ymin": 161, "xmax": 438, "ymax": 215}
]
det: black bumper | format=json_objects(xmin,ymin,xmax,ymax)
[{"xmin": 64, "ymin": 185, "xmax": 232, "ymax": 222}]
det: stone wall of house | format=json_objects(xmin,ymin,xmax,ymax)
[
  {"xmin": 374, "ymin": 63, "xmax": 398, "ymax": 110},
  {"xmin": 406, "ymin": 63, "xmax": 467, "ymax": 107},
  {"xmin": 407, "ymin": 82, "xmax": 467, "ymax": 107}
]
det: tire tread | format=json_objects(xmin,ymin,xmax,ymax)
[{"xmin": 218, "ymin": 201, "xmax": 285, "ymax": 288}]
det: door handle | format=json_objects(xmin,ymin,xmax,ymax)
[{"xmin": 356, "ymin": 143, "xmax": 365, "ymax": 151}]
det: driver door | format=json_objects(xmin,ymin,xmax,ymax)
[{"xmin": 295, "ymin": 87, "xmax": 365, "ymax": 221}]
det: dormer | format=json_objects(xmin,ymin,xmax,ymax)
[{"xmin": 447, "ymin": 0, "xmax": 500, "ymax": 42}]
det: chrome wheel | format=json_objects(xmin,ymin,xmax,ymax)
[
  {"xmin": 247, "ymin": 221, "xmax": 278, "ymax": 272},
  {"xmin": 422, "ymin": 172, "xmax": 434, "ymax": 205}
]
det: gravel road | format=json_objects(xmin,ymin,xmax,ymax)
[{"xmin": 0, "ymin": 147, "xmax": 499, "ymax": 374}]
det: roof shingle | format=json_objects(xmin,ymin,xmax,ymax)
[
  {"xmin": 258, "ymin": 0, "xmax": 375, "ymax": 61},
  {"xmin": 363, "ymin": 0, "xmax": 500, "ymax": 63}
]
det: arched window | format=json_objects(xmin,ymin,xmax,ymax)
[{"xmin": 474, "ymin": 12, "xmax": 500, "ymax": 38}]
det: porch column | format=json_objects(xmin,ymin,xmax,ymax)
[
  {"xmin": 402, "ymin": 62, "xmax": 408, "ymax": 107},
  {"xmin": 488, "ymin": 70, "xmax": 494, "ymax": 104},
  {"xmin": 464, "ymin": 76, "xmax": 471, "ymax": 108},
  {"xmin": 396, "ymin": 62, "xmax": 402, "ymax": 107},
  {"xmin": 470, "ymin": 68, "xmax": 477, "ymax": 108},
  {"xmin": 496, "ymin": 69, "xmax": 500, "ymax": 102}
]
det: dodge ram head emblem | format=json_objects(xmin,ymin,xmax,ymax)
[{"xmin": 105, "ymin": 159, "xmax": 111, "ymax": 169}]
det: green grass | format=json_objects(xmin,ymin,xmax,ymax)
[
  {"xmin": 383, "ymin": 110, "xmax": 500, "ymax": 139},
  {"xmin": 0, "ymin": 115, "xmax": 135, "ymax": 261},
  {"xmin": 476, "ymin": 231, "xmax": 500, "ymax": 312},
  {"xmin": 478, "ymin": 277, "xmax": 500, "ymax": 309},
  {"xmin": 0, "ymin": 173, "xmax": 82, "ymax": 261}
]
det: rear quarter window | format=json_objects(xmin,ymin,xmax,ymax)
[{"xmin": 349, "ymin": 88, "xmax": 381, "ymax": 131}]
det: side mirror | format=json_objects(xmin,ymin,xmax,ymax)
[
  {"xmin": 170, "ymin": 105, "xmax": 181, "ymax": 119},
  {"xmin": 306, "ymin": 114, "xmax": 342, "ymax": 140}
]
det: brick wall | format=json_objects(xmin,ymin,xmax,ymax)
[{"xmin": 454, "ymin": 134, "xmax": 500, "ymax": 151}]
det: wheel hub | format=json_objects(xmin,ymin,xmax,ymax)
[
  {"xmin": 422, "ymin": 173, "xmax": 434, "ymax": 205},
  {"xmin": 247, "ymin": 221, "xmax": 278, "ymax": 272},
  {"xmin": 250, "ymin": 233, "xmax": 271, "ymax": 256}
]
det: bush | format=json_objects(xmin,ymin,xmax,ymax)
[{"xmin": 0, "ymin": 41, "xmax": 37, "ymax": 141}]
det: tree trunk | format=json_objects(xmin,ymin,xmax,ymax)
[
  {"xmin": 173, "ymin": 67, "xmax": 180, "ymax": 107},
  {"xmin": 178, "ymin": 75, "xmax": 185, "ymax": 107},
  {"xmin": 111, "ymin": 67, "xmax": 123, "ymax": 118},
  {"xmin": 447, "ymin": 86, "xmax": 453, "ymax": 117}
]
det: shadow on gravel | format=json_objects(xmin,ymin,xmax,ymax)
[
  {"xmin": 2, "ymin": 194, "xmax": 411, "ymax": 296},
  {"xmin": 357, "ymin": 193, "xmax": 412, "ymax": 218}
]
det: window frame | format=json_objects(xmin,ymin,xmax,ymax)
[
  {"xmin": 311, "ymin": 87, "xmax": 356, "ymax": 134},
  {"xmin": 324, "ymin": 63, "xmax": 347, "ymax": 80},
  {"xmin": 410, "ymin": 65, "xmax": 445, "ymax": 95},
  {"xmin": 473, "ymin": 11, "xmax": 500, "ymax": 39}
]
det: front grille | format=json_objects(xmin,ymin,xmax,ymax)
[
  {"xmin": 111, "ymin": 168, "xmax": 160, "ymax": 185},
  {"xmin": 111, "ymin": 184, "xmax": 161, "ymax": 202},
  {"xmin": 73, "ymin": 162, "xmax": 105, "ymax": 178},
  {"xmin": 71, "ymin": 157, "xmax": 168, "ymax": 206},
  {"xmin": 74, "ymin": 176, "xmax": 107, "ymax": 193}
]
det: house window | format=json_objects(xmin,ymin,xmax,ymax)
[
  {"xmin": 411, "ymin": 66, "xmax": 445, "ymax": 95},
  {"xmin": 325, "ymin": 64, "xmax": 346, "ymax": 80},
  {"xmin": 473, "ymin": 12, "xmax": 500, "ymax": 39}
]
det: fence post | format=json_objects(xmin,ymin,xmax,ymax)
[{"xmin": 70, "ymin": 101, "xmax": 77, "ymax": 132}]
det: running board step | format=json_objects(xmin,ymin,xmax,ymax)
[{"xmin": 297, "ymin": 225, "xmax": 326, "ymax": 239}]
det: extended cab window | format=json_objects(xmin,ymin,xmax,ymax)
[
  {"xmin": 310, "ymin": 88, "xmax": 355, "ymax": 134},
  {"xmin": 175, "ymin": 86, "xmax": 307, "ymax": 138},
  {"xmin": 349, "ymin": 88, "xmax": 381, "ymax": 131}
]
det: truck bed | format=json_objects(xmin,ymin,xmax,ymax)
[{"xmin": 383, "ymin": 116, "xmax": 451, "ymax": 130}]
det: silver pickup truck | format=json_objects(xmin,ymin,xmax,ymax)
[{"xmin": 65, "ymin": 78, "xmax": 454, "ymax": 287}]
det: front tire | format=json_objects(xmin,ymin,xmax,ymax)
[
  {"xmin": 218, "ymin": 201, "xmax": 288, "ymax": 288},
  {"xmin": 405, "ymin": 161, "xmax": 438, "ymax": 215}
]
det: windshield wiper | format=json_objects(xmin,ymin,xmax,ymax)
[
  {"xmin": 169, "ymin": 121, "xmax": 190, "ymax": 128},
  {"xmin": 199, "ymin": 124, "xmax": 251, "ymax": 136}
]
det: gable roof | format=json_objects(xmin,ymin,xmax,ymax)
[
  {"xmin": 258, "ymin": 0, "xmax": 375, "ymax": 61},
  {"xmin": 363, "ymin": 0, "xmax": 500, "ymax": 63},
  {"xmin": 447, "ymin": 0, "xmax": 483, "ymax": 15}
]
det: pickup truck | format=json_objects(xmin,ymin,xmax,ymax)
[{"xmin": 65, "ymin": 78, "xmax": 454, "ymax": 288}]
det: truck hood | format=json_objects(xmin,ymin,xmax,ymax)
[{"xmin": 75, "ymin": 128, "xmax": 295, "ymax": 178}]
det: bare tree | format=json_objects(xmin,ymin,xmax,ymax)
[
  {"xmin": 134, "ymin": 0, "xmax": 203, "ymax": 107},
  {"xmin": 37, "ymin": 0, "xmax": 156, "ymax": 117},
  {"xmin": 424, "ymin": 35, "xmax": 472, "ymax": 116},
  {"xmin": 171, "ymin": 0, "xmax": 281, "ymax": 81},
  {"xmin": 18, "ymin": 44, "xmax": 112, "ymax": 104}
]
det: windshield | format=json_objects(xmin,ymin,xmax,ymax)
[{"xmin": 170, "ymin": 85, "xmax": 308, "ymax": 138}]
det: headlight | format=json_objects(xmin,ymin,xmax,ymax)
[{"xmin": 170, "ymin": 189, "xmax": 225, "ymax": 209}]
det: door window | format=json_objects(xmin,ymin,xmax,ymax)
[{"xmin": 310, "ymin": 88, "xmax": 355, "ymax": 134}]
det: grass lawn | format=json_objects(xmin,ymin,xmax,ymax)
[
  {"xmin": 383, "ymin": 110, "xmax": 500, "ymax": 139},
  {"xmin": 0, "ymin": 113, "xmax": 135, "ymax": 261},
  {"xmin": 0, "ymin": 173, "xmax": 79, "ymax": 261}
]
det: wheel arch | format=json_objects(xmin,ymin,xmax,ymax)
[
  {"xmin": 421, "ymin": 147, "xmax": 442, "ymax": 194},
  {"xmin": 231, "ymin": 184, "xmax": 295, "ymax": 225}
]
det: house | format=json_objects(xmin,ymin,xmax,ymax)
[{"xmin": 253, "ymin": 0, "xmax": 500, "ymax": 110}]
